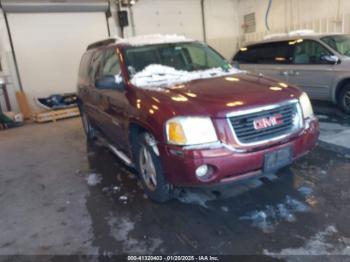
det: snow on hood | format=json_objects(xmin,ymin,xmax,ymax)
[
  {"xmin": 117, "ymin": 34, "xmax": 192, "ymax": 46},
  {"xmin": 130, "ymin": 64, "xmax": 242, "ymax": 89}
]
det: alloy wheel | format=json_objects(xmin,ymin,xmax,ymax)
[
  {"xmin": 139, "ymin": 146, "xmax": 157, "ymax": 191},
  {"xmin": 344, "ymin": 91, "xmax": 350, "ymax": 108}
]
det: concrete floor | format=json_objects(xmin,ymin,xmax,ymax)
[{"xmin": 0, "ymin": 102, "xmax": 350, "ymax": 260}]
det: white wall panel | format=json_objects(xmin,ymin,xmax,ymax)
[
  {"xmin": 7, "ymin": 12, "xmax": 108, "ymax": 110},
  {"xmin": 204, "ymin": 0, "xmax": 239, "ymax": 59},
  {"xmin": 120, "ymin": 0, "xmax": 239, "ymax": 59},
  {"xmin": 238, "ymin": 0, "xmax": 350, "ymax": 45},
  {"xmin": 124, "ymin": 0, "xmax": 203, "ymax": 41}
]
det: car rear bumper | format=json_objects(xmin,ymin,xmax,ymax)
[{"xmin": 159, "ymin": 118, "xmax": 319, "ymax": 186}]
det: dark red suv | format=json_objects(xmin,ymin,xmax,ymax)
[{"xmin": 77, "ymin": 35, "xmax": 319, "ymax": 202}]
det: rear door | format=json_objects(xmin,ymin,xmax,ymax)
[
  {"xmin": 287, "ymin": 39, "xmax": 335, "ymax": 100},
  {"xmin": 84, "ymin": 49, "xmax": 105, "ymax": 127}
]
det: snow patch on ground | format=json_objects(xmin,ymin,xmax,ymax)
[
  {"xmin": 119, "ymin": 195, "xmax": 128, "ymax": 204},
  {"xmin": 85, "ymin": 173, "xmax": 102, "ymax": 186},
  {"xmin": 264, "ymin": 225, "xmax": 350, "ymax": 257},
  {"xmin": 297, "ymin": 186, "xmax": 313, "ymax": 196},
  {"xmin": 240, "ymin": 196, "xmax": 310, "ymax": 233},
  {"xmin": 130, "ymin": 64, "xmax": 242, "ymax": 89},
  {"xmin": 108, "ymin": 214, "xmax": 163, "ymax": 253},
  {"xmin": 176, "ymin": 190, "xmax": 216, "ymax": 208}
]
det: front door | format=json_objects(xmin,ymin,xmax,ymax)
[
  {"xmin": 287, "ymin": 40, "xmax": 335, "ymax": 100},
  {"xmin": 98, "ymin": 48, "xmax": 129, "ymax": 152}
]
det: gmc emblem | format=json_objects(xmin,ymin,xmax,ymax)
[{"xmin": 253, "ymin": 114, "xmax": 283, "ymax": 130}]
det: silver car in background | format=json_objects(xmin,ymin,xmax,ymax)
[{"xmin": 232, "ymin": 33, "xmax": 350, "ymax": 114}]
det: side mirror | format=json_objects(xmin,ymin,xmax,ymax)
[
  {"xmin": 321, "ymin": 55, "xmax": 340, "ymax": 64},
  {"xmin": 95, "ymin": 75, "xmax": 124, "ymax": 90}
]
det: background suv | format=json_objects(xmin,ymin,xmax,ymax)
[
  {"xmin": 233, "ymin": 33, "xmax": 350, "ymax": 114},
  {"xmin": 78, "ymin": 35, "xmax": 319, "ymax": 202}
]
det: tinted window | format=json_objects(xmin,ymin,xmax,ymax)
[
  {"xmin": 102, "ymin": 49, "xmax": 121, "ymax": 76},
  {"xmin": 233, "ymin": 46, "xmax": 258, "ymax": 63},
  {"xmin": 79, "ymin": 51, "xmax": 93, "ymax": 79},
  {"xmin": 234, "ymin": 41, "xmax": 293, "ymax": 64},
  {"xmin": 292, "ymin": 40, "xmax": 332, "ymax": 64},
  {"xmin": 89, "ymin": 50, "xmax": 104, "ymax": 83}
]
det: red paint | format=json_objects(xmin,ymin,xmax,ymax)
[{"xmin": 78, "ymin": 42, "xmax": 320, "ymax": 187}]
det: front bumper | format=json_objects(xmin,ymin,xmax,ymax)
[{"xmin": 158, "ymin": 118, "xmax": 319, "ymax": 186}]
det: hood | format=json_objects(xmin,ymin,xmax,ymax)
[
  {"xmin": 159, "ymin": 73, "xmax": 301, "ymax": 117},
  {"xmin": 134, "ymin": 72, "xmax": 302, "ymax": 118}
]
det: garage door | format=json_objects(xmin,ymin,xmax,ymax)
[{"xmin": 2, "ymin": 0, "xmax": 109, "ymax": 110}]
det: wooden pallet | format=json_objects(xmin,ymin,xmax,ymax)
[{"xmin": 32, "ymin": 107, "xmax": 80, "ymax": 123}]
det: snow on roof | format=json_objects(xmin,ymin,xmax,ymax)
[
  {"xmin": 263, "ymin": 33, "xmax": 288, "ymax": 40},
  {"xmin": 116, "ymin": 34, "xmax": 193, "ymax": 46},
  {"xmin": 130, "ymin": 64, "xmax": 242, "ymax": 89},
  {"xmin": 263, "ymin": 30, "xmax": 317, "ymax": 40},
  {"xmin": 288, "ymin": 29, "xmax": 316, "ymax": 36}
]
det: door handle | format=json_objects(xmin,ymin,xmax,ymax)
[
  {"xmin": 289, "ymin": 70, "xmax": 300, "ymax": 76},
  {"xmin": 280, "ymin": 71, "xmax": 288, "ymax": 76}
]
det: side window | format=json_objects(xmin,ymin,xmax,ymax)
[
  {"xmin": 293, "ymin": 40, "xmax": 332, "ymax": 64},
  {"xmin": 255, "ymin": 42, "xmax": 293, "ymax": 64},
  {"xmin": 185, "ymin": 44, "xmax": 224, "ymax": 68},
  {"xmin": 233, "ymin": 46, "xmax": 258, "ymax": 64},
  {"xmin": 79, "ymin": 51, "xmax": 93, "ymax": 79},
  {"xmin": 89, "ymin": 50, "xmax": 104, "ymax": 83},
  {"xmin": 102, "ymin": 49, "xmax": 121, "ymax": 76},
  {"xmin": 235, "ymin": 41, "xmax": 293, "ymax": 64}
]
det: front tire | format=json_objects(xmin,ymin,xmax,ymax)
[
  {"xmin": 134, "ymin": 133, "xmax": 172, "ymax": 202},
  {"xmin": 338, "ymin": 84, "xmax": 350, "ymax": 114}
]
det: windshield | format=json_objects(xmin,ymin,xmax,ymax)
[
  {"xmin": 124, "ymin": 42, "xmax": 230, "ymax": 77},
  {"xmin": 321, "ymin": 35, "xmax": 350, "ymax": 56},
  {"xmin": 123, "ymin": 42, "xmax": 240, "ymax": 88}
]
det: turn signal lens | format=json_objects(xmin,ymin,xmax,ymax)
[
  {"xmin": 166, "ymin": 117, "xmax": 218, "ymax": 145},
  {"xmin": 168, "ymin": 122, "xmax": 187, "ymax": 145}
]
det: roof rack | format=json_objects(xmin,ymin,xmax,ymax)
[{"xmin": 86, "ymin": 38, "xmax": 117, "ymax": 50}]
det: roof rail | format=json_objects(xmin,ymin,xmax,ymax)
[{"xmin": 86, "ymin": 38, "xmax": 117, "ymax": 50}]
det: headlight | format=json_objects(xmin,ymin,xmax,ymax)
[
  {"xmin": 166, "ymin": 117, "xmax": 218, "ymax": 145},
  {"xmin": 299, "ymin": 92, "xmax": 314, "ymax": 119}
]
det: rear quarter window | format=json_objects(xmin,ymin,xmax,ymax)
[
  {"xmin": 79, "ymin": 51, "xmax": 94, "ymax": 79},
  {"xmin": 234, "ymin": 41, "xmax": 294, "ymax": 64}
]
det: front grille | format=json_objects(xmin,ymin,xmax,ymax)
[{"xmin": 228, "ymin": 102, "xmax": 299, "ymax": 144}]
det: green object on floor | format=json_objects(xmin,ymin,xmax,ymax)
[{"xmin": 0, "ymin": 113, "xmax": 13, "ymax": 124}]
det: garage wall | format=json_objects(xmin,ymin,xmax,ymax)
[
  {"xmin": 0, "ymin": 11, "xmax": 21, "ymax": 112},
  {"xmin": 204, "ymin": 0, "xmax": 240, "ymax": 59},
  {"xmin": 123, "ymin": 0, "xmax": 203, "ymax": 40},
  {"xmin": 7, "ymin": 12, "xmax": 109, "ymax": 110},
  {"xmin": 119, "ymin": 0, "xmax": 239, "ymax": 59},
  {"xmin": 238, "ymin": 0, "xmax": 350, "ymax": 44}
]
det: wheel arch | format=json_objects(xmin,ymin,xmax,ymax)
[
  {"xmin": 128, "ymin": 121, "xmax": 161, "ymax": 159},
  {"xmin": 335, "ymin": 77, "xmax": 350, "ymax": 103}
]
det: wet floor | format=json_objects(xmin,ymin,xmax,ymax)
[
  {"xmin": 0, "ymin": 102, "xmax": 349, "ymax": 260},
  {"xmin": 83, "ymin": 137, "xmax": 350, "ymax": 257}
]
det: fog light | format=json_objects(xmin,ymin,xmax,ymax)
[{"xmin": 196, "ymin": 164, "xmax": 209, "ymax": 178}]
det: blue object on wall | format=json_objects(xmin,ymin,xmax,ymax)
[{"xmin": 265, "ymin": 0, "xmax": 273, "ymax": 31}]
